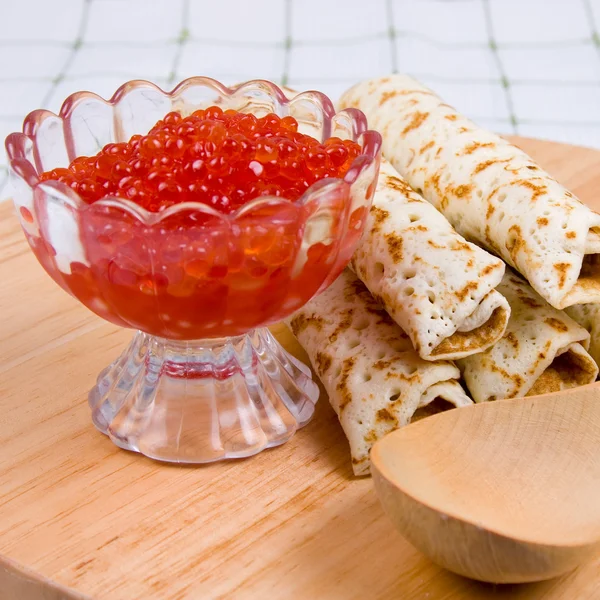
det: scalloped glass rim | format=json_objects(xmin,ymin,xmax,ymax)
[{"xmin": 5, "ymin": 76, "xmax": 381, "ymax": 224}]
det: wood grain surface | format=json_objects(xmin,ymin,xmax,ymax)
[{"xmin": 1, "ymin": 137, "xmax": 600, "ymax": 600}]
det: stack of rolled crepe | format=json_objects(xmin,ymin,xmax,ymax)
[
  {"xmin": 340, "ymin": 74, "xmax": 600, "ymax": 310},
  {"xmin": 287, "ymin": 269, "xmax": 472, "ymax": 476},
  {"xmin": 458, "ymin": 271, "xmax": 597, "ymax": 402},
  {"xmin": 287, "ymin": 74, "xmax": 600, "ymax": 476},
  {"xmin": 351, "ymin": 157, "xmax": 509, "ymax": 361}
]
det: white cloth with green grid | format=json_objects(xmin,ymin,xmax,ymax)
[{"xmin": 2, "ymin": 0, "xmax": 600, "ymax": 199}]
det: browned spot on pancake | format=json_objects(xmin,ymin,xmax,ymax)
[
  {"xmin": 458, "ymin": 127, "xmax": 470, "ymax": 134},
  {"xmin": 329, "ymin": 308, "xmax": 353, "ymax": 344},
  {"xmin": 386, "ymin": 175, "xmax": 414, "ymax": 196},
  {"xmin": 352, "ymin": 456, "xmax": 367, "ymax": 465},
  {"xmin": 376, "ymin": 408, "xmax": 398, "ymax": 426},
  {"xmin": 385, "ymin": 233, "xmax": 403, "ymax": 262},
  {"xmin": 429, "ymin": 172, "xmax": 442, "ymax": 196},
  {"xmin": 489, "ymin": 362, "xmax": 525, "ymax": 395},
  {"xmin": 474, "ymin": 160, "xmax": 495, "ymax": 175},
  {"xmin": 455, "ymin": 281, "xmax": 479, "ymax": 302},
  {"xmin": 370, "ymin": 206, "xmax": 390, "ymax": 234},
  {"xmin": 364, "ymin": 430, "xmax": 378, "ymax": 443},
  {"xmin": 474, "ymin": 158, "xmax": 511, "ymax": 175},
  {"xmin": 337, "ymin": 357, "xmax": 356, "ymax": 412},
  {"xmin": 537, "ymin": 217, "xmax": 549, "ymax": 227},
  {"xmin": 419, "ymin": 140, "xmax": 435, "ymax": 155},
  {"xmin": 428, "ymin": 239, "xmax": 444, "ymax": 249},
  {"xmin": 554, "ymin": 262, "xmax": 570, "ymax": 289},
  {"xmin": 484, "ymin": 224, "xmax": 494, "ymax": 248},
  {"xmin": 545, "ymin": 317, "xmax": 569, "ymax": 332},
  {"xmin": 385, "ymin": 370, "xmax": 418, "ymax": 382},
  {"xmin": 486, "ymin": 204, "xmax": 495, "ymax": 219},
  {"xmin": 436, "ymin": 147, "xmax": 443, "ymax": 158},
  {"xmin": 453, "ymin": 240, "xmax": 473, "ymax": 252},
  {"xmin": 397, "ymin": 90, "xmax": 435, "ymax": 97},
  {"xmin": 460, "ymin": 141, "xmax": 495, "ymax": 155},
  {"xmin": 488, "ymin": 186, "xmax": 502, "ymax": 200},
  {"xmin": 373, "ymin": 359, "xmax": 391, "ymax": 370},
  {"xmin": 440, "ymin": 195, "xmax": 449, "ymax": 210},
  {"xmin": 506, "ymin": 224, "xmax": 524, "ymax": 261},
  {"xmin": 454, "ymin": 184, "xmax": 473, "ymax": 199},
  {"xmin": 510, "ymin": 179, "xmax": 547, "ymax": 202},
  {"xmin": 315, "ymin": 351, "xmax": 332, "ymax": 374},
  {"xmin": 505, "ymin": 331, "xmax": 519, "ymax": 350},
  {"xmin": 431, "ymin": 305, "xmax": 507, "ymax": 356},
  {"xmin": 566, "ymin": 231, "xmax": 577, "ymax": 239},
  {"xmin": 565, "ymin": 191, "xmax": 574, "ymax": 198},
  {"xmin": 379, "ymin": 90, "xmax": 398, "ymax": 105},
  {"xmin": 444, "ymin": 114, "xmax": 458, "ymax": 121},
  {"xmin": 406, "ymin": 149, "xmax": 416, "ymax": 168},
  {"xmin": 467, "ymin": 258, "xmax": 475, "ymax": 268},
  {"xmin": 527, "ymin": 165, "xmax": 538, "ymax": 170},
  {"xmin": 527, "ymin": 340, "xmax": 554, "ymax": 377},
  {"xmin": 402, "ymin": 111, "xmax": 430, "ymax": 135},
  {"xmin": 519, "ymin": 295, "xmax": 542, "ymax": 309},
  {"xmin": 290, "ymin": 314, "xmax": 324, "ymax": 336},
  {"xmin": 480, "ymin": 263, "xmax": 499, "ymax": 277}
]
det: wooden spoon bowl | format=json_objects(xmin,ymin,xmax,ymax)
[{"xmin": 371, "ymin": 386, "xmax": 600, "ymax": 584}]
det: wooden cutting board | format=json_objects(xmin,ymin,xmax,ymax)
[{"xmin": 1, "ymin": 137, "xmax": 600, "ymax": 600}]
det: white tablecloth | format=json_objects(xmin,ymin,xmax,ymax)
[{"xmin": 2, "ymin": 0, "xmax": 600, "ymax": 197}]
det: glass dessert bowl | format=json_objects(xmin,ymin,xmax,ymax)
[{"xmin": 6, "ymin": 77, "xmax": 381, "ymax": 463}]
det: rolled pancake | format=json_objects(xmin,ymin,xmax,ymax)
[
  {"xmin": 457, "ymin": 271, "xmax": 598, "ymax": 402},
  {"xmin": 565, "ymin": 303, "xmax": 600, "ymax": 369},
  {"xmin": 287, "ymin": 269, "xmax": 472, "ymax": 476},
  {"xmin": 351, "ymin": 157, "xmax": 510, "ymax": 361},
  {"xmin": 339, "ymin": 75, "xmax": 600, "ymax": 310}
]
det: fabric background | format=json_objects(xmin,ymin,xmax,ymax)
[{"xmin": 2, "ymin": 0, "xmax": 600, "ymax": 197}]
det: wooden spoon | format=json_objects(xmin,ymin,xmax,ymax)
[{"xmin": 370, "ymin": 385, "xmax": 600, "ymax": 584}]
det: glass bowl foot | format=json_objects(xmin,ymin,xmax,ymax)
[{"xmin": 88, "ymin": 328, "xmax": 319, "ymax": 463}]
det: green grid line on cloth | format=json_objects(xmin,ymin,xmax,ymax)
[
  {"xmin": 386, "ymin": 0, "xmax": 399, "ymax": 73},
  {"xmin": 41, "ymin": 0, "xmax": 92, "ymax": 107},
  {"xmin": 583, "ymin": 0, "xmax": 600, "ymax": 61},
  {"xmin": 3, "ymin": 74, "xmax": 600, "ymax": 88},
  {"xmin": 1, "ymin": 32, "xmax": 597, "ymax": 51},
  {"xmin": 281, "ymin": 0, "xmax": 292, "ymax": 87},
  {"xmin": 482, "ymin": 0, "xmax": 517, "ymax": 133},
  {"xmin": 168, "ymin": 0, "xmax": 191, "ymax": 86}
]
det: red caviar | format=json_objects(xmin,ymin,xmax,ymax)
[{"xmin": 39, "ymin": 106, "xmax": 361, "ymax": 213}]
